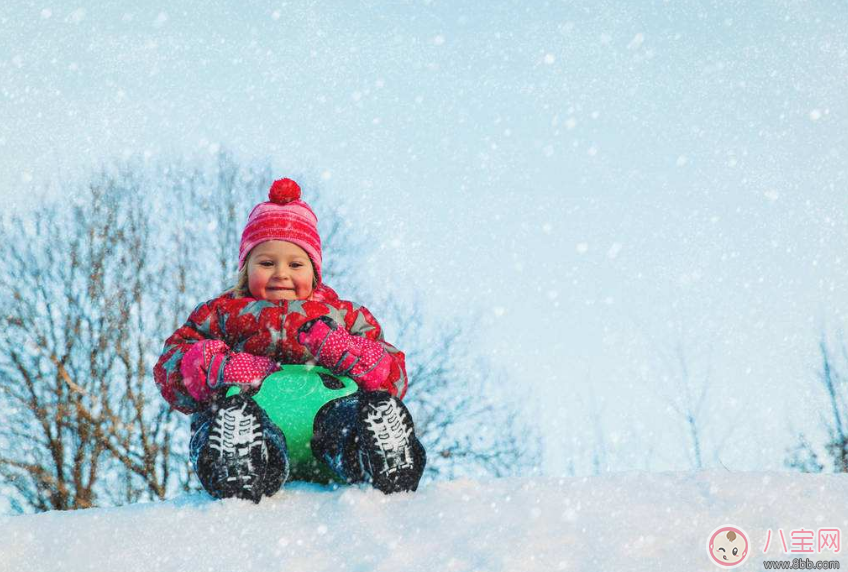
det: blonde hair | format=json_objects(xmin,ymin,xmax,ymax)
[
  {"xmin": 227, "ymin": 251, "xmax": 319, "ymax": 299},
  {"xmin": 228, "ymin": 264, "xmax": 252, "ymax": 298}
]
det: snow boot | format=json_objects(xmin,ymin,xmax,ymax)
[
  {"xmin": 312, "ymin": 395, "xmax": 367, "ymax": 484},
  {"xmin": 312, "ymin": 392, "xmax": 426, "ymax": 493},
  {"xmin": 192, "ymin": 394, "xmax": 289, "ymax": 502},
  {"xmin": 357, "ymin": 391, "xmax": 426, "ymax": 494}
]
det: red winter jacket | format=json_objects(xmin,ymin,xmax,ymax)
[{"xmin": 154, "ymin": 284, "xmax": 407, "ymax": 414}]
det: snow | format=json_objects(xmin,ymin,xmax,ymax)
[{"xmin": 1, "ymin": 471, "xmax": 846, "ymax": 571}]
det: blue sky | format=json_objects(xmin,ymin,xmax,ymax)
[{"xmin": 3, "ymin": 0, "xmax": 848, "ymax": 474}]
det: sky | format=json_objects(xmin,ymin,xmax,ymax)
[{"xmin": 2, "ymin": 0, "xmax": 848, "ymax": 475}]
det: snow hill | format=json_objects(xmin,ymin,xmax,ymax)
[{"xmin": 1, "ymin": 471, "xmax": 846, "ymax": 572}]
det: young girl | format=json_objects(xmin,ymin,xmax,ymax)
[{"xmin": 154, "ymin": 178, "xmax": 426, "ymax": 502}]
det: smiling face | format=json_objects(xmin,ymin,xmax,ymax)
[
  {"xmin": 246, "ymin": 240, "xmax": 315, "ymax": 301},
  {"xmin": 709, "ymin": 528, "xmax": 748, "ymax": 567}
]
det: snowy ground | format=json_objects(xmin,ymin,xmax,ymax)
[{"xmin": 1, "ymin": 471, "xmax": 846, "ymax": 572}]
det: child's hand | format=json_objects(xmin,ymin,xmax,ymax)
[
  {"xmin": 208, "ymin": 352, "xmax": 279, "ymax": 391},
  {"xmin": 181, "ymin": 340, "xmax": 279, "ymax": 402},
  {"xmin": 297, "ymin": 316, "xmax": 391, "ymax": 391},
  {"xmin": 296, "ymin": 315, "xmax": 339, "ymax": 353}
]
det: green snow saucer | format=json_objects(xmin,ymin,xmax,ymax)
[{"xmin": 226, "ymin": 364, "xmax": 358, "ymax": 483}]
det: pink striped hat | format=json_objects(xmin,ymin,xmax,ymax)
[{"xmin": 238, "ymin": 178, "xmax": 322, "ymax": 283}]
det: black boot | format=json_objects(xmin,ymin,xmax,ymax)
[
  {"xmin": 313, "ymin": 392, "xmax": 426, "ymax": 493},
  {"xmin": 357, "ymin": 391, "xmax": 426, "ymax": 494},
  {"xmin": 312, "ymin": 395, "xmax": 367, "ymax": 484},
  {"xmin": 192, "ymin": 394, "xmax": 289, "ymax": 502}
]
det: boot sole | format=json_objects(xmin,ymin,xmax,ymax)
[
  {"xmin": 203, "ymin": 396, "xmax": 268, "ymax": 502},
  {"xmin": 359, "ymin": 394, "xmax": 425, "ymax": 494}
]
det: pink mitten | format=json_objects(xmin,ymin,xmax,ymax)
[
  {"xmin": 297, "ymin": 316, "xmax": 392, "ymax": 392},
  {"xmin": 181, "ymin": 340, "xmax": 279, "ymax": 403},
  {"xmin": 208, "ymin": 352, "xmax": 279, "ymax": 390}
]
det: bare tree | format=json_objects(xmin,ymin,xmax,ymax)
[
  {"xmin": 666, "ymin": 342, "xmax": 708, "ymax": 470},
  {"xmin": 586, "ymin": 378, "xmax": 609, "ymax": 476},
  {"xmin": 558, "ymin": 372, "xmax": 611, "ymax": 477},
  {"xmin": 0, "ymin": 169, "xmax": 186, "ymax": 511},
  {"xmin": 785, "ymin": 432, "xmax": 824, "ymax": 474},
  {"xmin": 786, "ymin": 334, "xmax": 848, "ymax": 473},
  {"xmin": 643, "ymin": 329, "xmax": 731, "ymax": 471}
]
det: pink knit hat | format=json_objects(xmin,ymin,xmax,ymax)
[{"xmin": 238, "ymin": 178, "xmax": 322, "ymax": 284}]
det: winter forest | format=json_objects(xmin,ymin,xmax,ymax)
[{"xmin": 2, "ymin": 1, "xmax": 848, "ymax": 570}]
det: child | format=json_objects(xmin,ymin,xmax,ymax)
[{"xmin": 154, "ymin": 178, "xmax": 426, "ymax": 502}]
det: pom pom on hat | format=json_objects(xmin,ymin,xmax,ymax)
[{"xmin": 269, "ymin": 178, "xmax": 301, "ymax": 204}]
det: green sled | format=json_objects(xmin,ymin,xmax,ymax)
[{"xmin": 227, "ymin": 364, "xmax": 358, "ymax": 483}]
